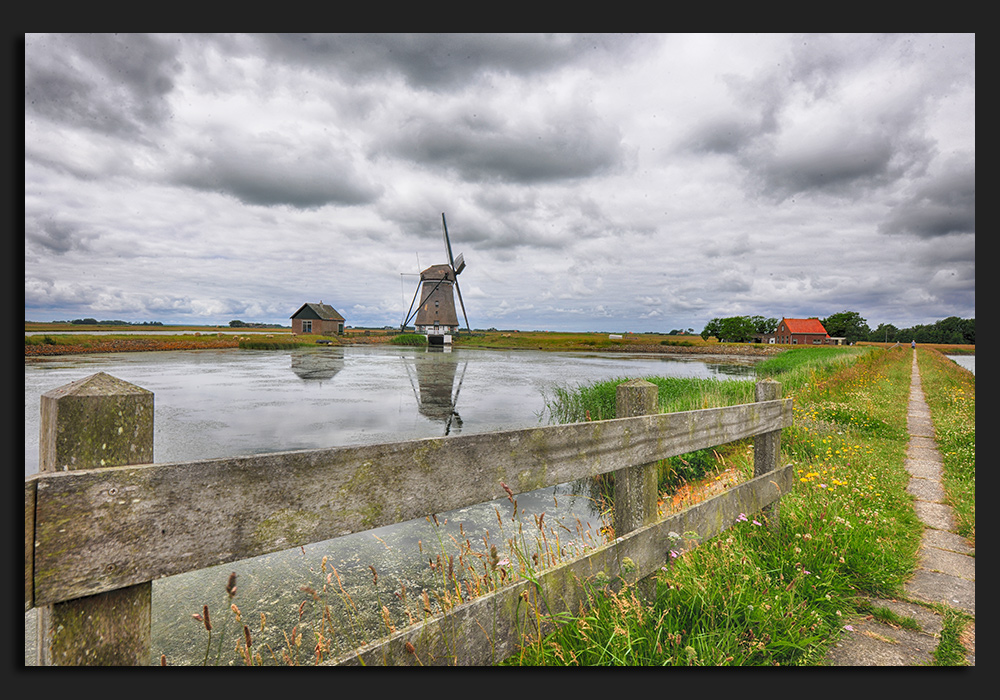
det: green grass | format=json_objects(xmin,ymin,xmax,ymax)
[
  {"xmin": 506, "ymin": 346, "xmax": 948, "ymax": 666},
  {"xmin": 453, "ymin": 330, "xmax": 719, "ymax": 352},
  {"xmin": 932, "ymin": 608, "xmax": 974, "ymax": 666},
  {"xmin": 389, "ymin": 333, "xmax": 428, "ymax": 346},
  {"xmin": 540, "ymin": 346, "xmax": 866, "ymax": 499},
  {"xmin": 542, "ymin": 376, "xmax": 757, "ymax": 500},
  {"xmin": 754, "ymin": 346, "xmax": 868, "ymax": 389},
  {"xmin": 543, "ymin": 376, "xmax": 755, "ymax": 424}
]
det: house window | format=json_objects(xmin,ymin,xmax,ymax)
[{"xmin": 302, "ymin": 320, "xmax": 312, "ymax": 333}]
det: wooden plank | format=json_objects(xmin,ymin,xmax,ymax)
[
  {"xmin": 30, "ymin": 399, "xmax": 791, "ymax": 606},
  {"xmin": 327, "ymin": 463, "xmax": 797, "ymax": 666}
]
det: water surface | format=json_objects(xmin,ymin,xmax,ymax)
[
  {"xmin": 25, "ymin": 346, "xmax": 754, "ymax": 477},
  {"xmin": 946, "ymin": 355, "xmax": 975, "ymax": 374}
]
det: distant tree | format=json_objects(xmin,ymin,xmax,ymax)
[
  {"xmin": 936, "ymin": 316, "xmax": 973, "ymax": 344},
  {"xmin": 961, "ymin": 318, "xmax": 975, "ymax": 344},
  {"xmin": 749, "ymin": 316, "xmax": 778, "ymax": 334},
  {"xmin": 229, "ymin": 320, "xmax": 247, "ymax": 327},
  {"xmin": 701, "ymin": 318, "xmax": 721, "ymax": 341},
  {"xmin": 871, "ymin": 323, "xmax": 900, "ymax": 344},
  {"xmin": 822, "ymin": 311, "xmax": 870, "ymax": 344},
  {"xmin": 724, "ymin": 316, "xmax": 758, "ymax": 342},
  {"xmin": 888, "ymin": 317, "xmax": 974, "ymax": 345},
  {"xmin": 702, "ymin": 316, "xmax": 757, "ymax": 343}
]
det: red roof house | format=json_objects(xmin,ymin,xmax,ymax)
[{"xmin": 775, "ymin": 318, "xmax": 830, "ymax": 345}]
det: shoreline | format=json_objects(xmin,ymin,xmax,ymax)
[
  {"xmin": 594, "ymin": 343, "xmax": 783, "ymax": 357},
  {"xmin": 24, "ymin": 334, "xmax": 974, "ymax": 360},
  {"xmin": 23, "ymin": 337, "xmax": 783, "ymax": 359},
  {"xmin": 24, "ymin": 336, "xmax": 242, "ymax": 357}
]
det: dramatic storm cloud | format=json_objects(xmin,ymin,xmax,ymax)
[{"xmin": 24, "ymin": 33, "xmax": 974, "ymax": 331}]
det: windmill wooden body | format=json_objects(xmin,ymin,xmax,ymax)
[{"xmin": 401, "ymin": 213, "xmax": 470, "ymax": 345}]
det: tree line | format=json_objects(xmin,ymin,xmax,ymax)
[{"xmin": 701, "ymin": 312, "xmax": 974, "ymax": 345}]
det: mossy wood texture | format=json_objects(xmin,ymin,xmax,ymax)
[
  {"xmin": 30, "ymin": 396, "xmax": 791, "ymax": 608},
  {"xmin": 33, "ymin": 372, "xmax": 154, "ymax": 665},
  {"xmin": 38, "ymin": 372, "xmax": 153, "ymax": 472},
  {"xmin": 754, "ymin": 379, "xmax": 782, "ymax": 478},
  {"xmin": 613, "ymin": 379, "xmax": 660, "ymax": 538}
]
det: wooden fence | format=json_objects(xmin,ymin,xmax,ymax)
[{"xmin": 25, "ymin": 372, "xmax": 793, "ymax": 666}]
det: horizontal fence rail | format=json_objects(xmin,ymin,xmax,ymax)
[{"xmin": 26, "ymin": 372, "xmax": 793, "ymax": 665}]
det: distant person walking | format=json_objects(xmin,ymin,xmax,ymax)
[{"xmin": 911, "ymin": 340, "xmax": 916, "ymax": 349}]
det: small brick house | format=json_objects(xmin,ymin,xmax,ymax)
[
  {"xmin": 290, "ymin": 303, "xmax": 345, "ymax": 335},
  {"xmin": 774, "ymin": 318, "xmax": 830, "ymax": 345}
]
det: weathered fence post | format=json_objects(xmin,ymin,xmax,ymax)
[
  {"xmin": 754, "ymin": 378, "xmax": 782, "ymax": 527},
  {"xmin": 36, "ymin": 372, "xmax": 154, "ymax": 666},
  {"xmin": 614, "ymin": 379, "xmax": 659, "ymax": 598},
  {"xmin": 614, "ymin": 379, "xmax": 659, "ymax": 537}
]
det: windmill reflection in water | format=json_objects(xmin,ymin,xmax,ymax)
[{"xmin": 403, "ymin": 349, "xmax": 467, "ymax": 435}]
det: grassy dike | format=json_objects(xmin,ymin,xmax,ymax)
[
  {"xmin": 503, "ymin": 345, "xmax": 973, "ymax": 666},
  {"xmin": 915, "ymin": 350, "xmax": 975, "ymax": 544}
]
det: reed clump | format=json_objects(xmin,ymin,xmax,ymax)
[{"xmin": 389, "ymin": 333, "xmax": 428, "ymax": 346}]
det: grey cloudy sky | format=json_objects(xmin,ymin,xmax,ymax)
[{"xmin": 24, "ymin": 33, "xmax": 975, "ymax": 332}]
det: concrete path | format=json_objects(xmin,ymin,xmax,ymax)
[{"xmin": 823, "ymin": 350, "xmax": 974, "ymax": 666}]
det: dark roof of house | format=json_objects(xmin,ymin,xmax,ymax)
[{"xmin": 290, "ymin": 303, "xmax": 345, "ymax": 321}]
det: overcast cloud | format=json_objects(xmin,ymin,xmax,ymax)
[{"xmin": 24, "ymin": 33, "xmax": 975, "ymax": 332}]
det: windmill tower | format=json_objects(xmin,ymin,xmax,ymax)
[{"xmin": 401, "ymin": 213, "xmax": 470, "ymax": 345}]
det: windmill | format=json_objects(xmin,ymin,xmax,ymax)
[{"xmin": 400, "ymin": 213, "xmax": 470, "ymax": 344}]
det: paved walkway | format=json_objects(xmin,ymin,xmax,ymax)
[{"xmin": 823, "ymin": 350, "xmax": 975, "ymax": 666}]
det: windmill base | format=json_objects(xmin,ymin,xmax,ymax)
[{"xmin": 426, "ymin": 333, "xmax": 452, "ymax": 346}]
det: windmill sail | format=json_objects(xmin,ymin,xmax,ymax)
[{"xmin": 441, "ymin": 213, "xmax": 470, "ymax": 333}]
